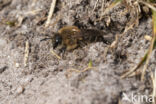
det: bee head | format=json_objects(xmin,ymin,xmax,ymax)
[{"xmin": 52, "ymin": 33, "xmax": 62, "ymax": 49}]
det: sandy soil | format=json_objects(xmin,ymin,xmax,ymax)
[{"xmin": 0, "ymin": 0, "xmax": 155, "ymax": 104}]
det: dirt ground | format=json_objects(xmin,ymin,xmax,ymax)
[{"xmin": 0, "ymin": 0, "xmax": 155, "ymax": 104}]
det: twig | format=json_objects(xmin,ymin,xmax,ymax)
[{"xmin": 45, "ymin": 0, "xmax": 57, "ymax": 27}]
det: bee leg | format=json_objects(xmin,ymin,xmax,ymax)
[
  {"xmin": 59, "ymin": 46, "xmax": 66, "ymax": 54},
  {"xmin": 102, "ymin": 35, "xmax": 115, "ymax": 44},
  {"xmin": 53, "ymin": 42, "xmax": 59, "ymax": 49},
  {"xmin": 78, "ymin": 41, "xmax": 87, "ymax": 48},
  {"xmin": 98, "ymin": 36, "xmax": 110, "ymax": 44},
  {"xmin": 40, "ymin": 38, "xmax": 51, "ymax": 42},
  {"xmin": 59, "ymin": 46, "xmax": 66, "ymax": 59}
]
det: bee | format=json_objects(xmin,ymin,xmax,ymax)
[
  {"xmin": 52, "ymin": 26, "xmax": 82, "ymax": 52},
  {"xmin": 42, "ymin": 26, "xmax": 113, "ymax": 52}
]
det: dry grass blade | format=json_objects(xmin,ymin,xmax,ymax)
[
  {"xmin": 110, "ymin": 34, "xmax": 119, "ymax": 49},
  {"xmin": 139, "ymin": 1, "xmax": 156, "ymax": 11},
  {"xmin": 118, "ymin": 98, "xmax": 122, "ymax": 104},
  {"xmin": 101, "ymin": 0, "xmax": 122, "ymax": 18},
  {"xmin": 26, "ymin": 9, "xmax": 42, "ymax": 15},
  {"xmin": 103, "ymin": 46, "xmax": 109, "ymax": 61},
  {"xmin": 24, "ymin": 40, "xmax": 29, "ymax": 67},
  {"xmin": 141, "ymin": 10, "xmax": 156, "ymax": 81},
  {"xmin": 151, "ymin": 70, "xmax": 156, "ymax": 104},
  {"xmin": 92, "ymin": 0, "xmax": 99, "ymax": 12},
  {"xmin": 108, "ymin": 0, "xmax": 122, "ymax": 9},
  {"xmin": 45, "ymin": 0, "xmax": 57, "ymax": 27},
  {"xmin": 50, "ymin": 50, "xmax": 61, "ymax": 59},
  {"xmin": 120, "ymin": 52, "xmax": 148, "ymax": 78},
  {"xmin": 101, "ymin": 0, "xmax": 105, "ymax": 16},
  {"xmin": 121, "ymin": 9, "xmax": 156, "ymax": 79},
  {"xmin": 17, "ymin": 16, "xmax": 24, "ymax": 27},
  {"xmin": 66, "ymin": 60, "xmax": 95, "ymax": 78}
]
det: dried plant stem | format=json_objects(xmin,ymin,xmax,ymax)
[
  {"xmin": 51, "ymin": 50, "xmax": 61, "ymax": 59},
  {"xmin": 66, "ymin": 67, "xmax": 95, "ymax": 78},
  {"xmin": 92, "ymin": 0, "xmax": 99, "ymax": 12},
  {"xmin": 141, "ymin": 38, "xmax": 155, "ymax": 81},
  {"xmin": 141, "ymin": 11, "xmax": 156, "ymax": 81},
  {"xmin": 24, "ymin": 40, "xmax": 29, "ymax": 67},
  {"xmin": 139, "ymin": 1, "xmax": 156, "ymax": 11},
  {"xmin": 151, "ymin": 70, "xmax": 156, "ymax": 104},
  {"xmin": 121, "ymin": 65, "xmax": 138, "ymax": 78},
  {"xmin": 45, "ymin": 0, "xmax": 57, "ymax": 27}
]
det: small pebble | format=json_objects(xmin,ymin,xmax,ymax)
[
  {"xmin": 15, "ymin": 63, "xmax": 20, "ymax": 68},
  {"xmin": 16, "ymin": 85, "xmax": 24, "ymax": 95}
]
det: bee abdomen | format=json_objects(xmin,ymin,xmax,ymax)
[{"xmin": 81, "ymin": 29, "xmax": 108, "ymax": 43}]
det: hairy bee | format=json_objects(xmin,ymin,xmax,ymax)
[
  {"xmin": 52, "ymin": 26, "xmax": 82, "ymax": 52},
  {"xmin": 43, "ymin": 26, "xmax": 113, "ymax": 52}
]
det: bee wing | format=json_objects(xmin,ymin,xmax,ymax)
[{"xmin": 80, "ymin": 29, "xmax": 114, "ymax": 44}]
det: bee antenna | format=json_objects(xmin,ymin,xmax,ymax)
[{"xmin": 40, "ymin": 38, "xmax": 52, "ymax": 42}]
